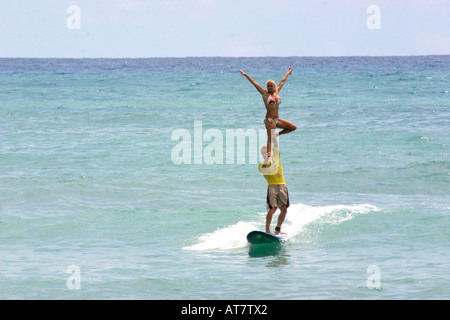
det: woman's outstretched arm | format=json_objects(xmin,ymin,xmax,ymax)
[
  {"xmin": 277, "ymin": 67, "xmax": 293, "ymax": 92},
  {"xmin": 240, "ymin": 70, "xmax": 266, "ymax": 95}
]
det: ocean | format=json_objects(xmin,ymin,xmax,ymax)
[{"xmin": 0, "ymin": 56, "xmax": 449, "ymax": 300}]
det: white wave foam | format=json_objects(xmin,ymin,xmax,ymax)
[
  {"xmin": 279, "ymin": 203, "xmax": 379, "ymax": 237},
  {"xmin": 183, "ymin": 221, "xmax": 257, "ymax": 251},
  {"xmin": 183, "ymin": 203, "xmax": 379, "ymax": 251}
]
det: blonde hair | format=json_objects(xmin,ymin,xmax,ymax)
[{"xmin": 266, "ymin": 80, "xmax": 276, "ymax": 87}]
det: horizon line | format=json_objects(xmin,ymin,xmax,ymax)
[{"xmin": 1, "ymin": 54, "xmax": 449, "ymax": 59}]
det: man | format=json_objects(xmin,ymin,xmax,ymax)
[{"xmin": 258, "ymin": 133, "xmax": 289, "ymax": 235}]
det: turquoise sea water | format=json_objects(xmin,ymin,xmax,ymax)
[{"xmin": 0, "ymin": 56, "xmax": 449, "ymax": 299}]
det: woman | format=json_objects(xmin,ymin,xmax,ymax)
[{"xmin": 240, "ymin": 67, "xmax": 296, "ymax": 160}]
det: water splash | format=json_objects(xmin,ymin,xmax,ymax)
[{"xmin": 183, "ymin": 203, "xmax": 379, "ymax": 251}]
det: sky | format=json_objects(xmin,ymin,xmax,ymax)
[{"xmin": 0, "ymin": 0, "xmax": 449, "ymax": 58}]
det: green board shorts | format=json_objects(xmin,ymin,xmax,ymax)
[{"xmin": 266, "ymin": 184, "xmax": 290, "ymax": 211}]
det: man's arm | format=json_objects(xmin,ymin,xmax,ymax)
[
  {"xmin": 272, "ymin": 132, "xmax": 279, "ymax": 149},
  {"xmin": 271, "ymin": 133, "xmax": 281, "ymax": 166}
]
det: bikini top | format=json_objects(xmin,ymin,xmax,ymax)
[{"xmin": 267, "ymin": 94, "xmax": 281, "ymax": 105}]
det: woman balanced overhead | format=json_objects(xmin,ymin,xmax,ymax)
[{"xmin": 240, "ymin": 67, "xmax": 296, "ymax": 161}]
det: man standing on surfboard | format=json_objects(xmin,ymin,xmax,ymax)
[{"xmin": 258, "ymin": 134, "xmax": 289, "ymax": 235}]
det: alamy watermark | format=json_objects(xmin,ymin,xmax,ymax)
[
  {"xmin": 66, "ymin": 265, "xmax": 81, "ymax": 290},
  {"xmin": 366, "ymin": 265, "xmax": 381, "ymax": 289},
  {"xmin": 366, "ymin": 5, "xmax": 381, "ymax": 30},
  {"xmin": 66, "ymin": 5, "xmax": 81, "ymax": 30},
  {"xmin": 171, "ymin": 121, "xmax": 274, "ymax": 165}
]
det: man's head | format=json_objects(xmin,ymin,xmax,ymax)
[{"xmin": 260, "ymin": 145, "xmax": 269, "ymax": 160}]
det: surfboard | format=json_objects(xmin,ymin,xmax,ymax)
[{"xmin": 246, "ymin": 230, "xmax": 287, "ymax": 244}]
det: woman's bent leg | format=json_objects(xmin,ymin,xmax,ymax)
[{"xmin": 276, "ymin": 118, "xmax": 297, "ymax": 135}]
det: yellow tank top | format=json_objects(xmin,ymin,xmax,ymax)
[{"xmin": 258, "ymin": 147, "xmax": 286, "ymax": 185}]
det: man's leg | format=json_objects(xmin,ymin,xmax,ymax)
[
  {"xmin": 275, "ymin": 205, "xmax": 288, "ymax": 235},
  {"xmin": 266, "ymin": 207, "xmax": 277, "ymax": 234}
]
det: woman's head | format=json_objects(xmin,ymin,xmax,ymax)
[{"xmin": 266, "ymin": 80, "xmax": 276, "ymax": 93}]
